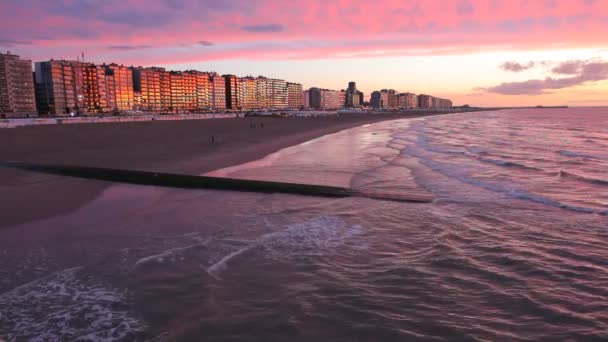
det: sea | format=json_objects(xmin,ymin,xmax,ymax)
[{"xmin": 1, "ymin": 108, "xmax": 607, "ymax": 341}]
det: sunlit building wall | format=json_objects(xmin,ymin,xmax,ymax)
[
  {"xmin": 418, "ymin": 94, "xmax": 432, "ymax": 108},
  {"xmin": 132, "ymin": 67, "xmax": 163, "ymax": 111},
  {"xmin": 169, "ymin": 71, "xmax": 185, "ymax": 112},
  {"xmin": 267, "ymin": 78, "xmax": 288, "ymax": 109},
  {"xmin": 255, "ymin": 77, "xmax": 268, "ymax": 109},
  {"xmin": 287, "ymin": 82, "xmax": 303, "ymax": 109},
  {"xmin": 183, "ymin": 72, "xmax": 198, "ymax": 112},
  {"xmin": 309, "ymin": 87, "xmax": 343, "ymax": 110},
  {"xmin": 0, "ymin": 52, "xmax": 36, "ymax": 117},
  {"xmin": 186, "ymin": 70, "xmax": 211, "ymax": 111},
  {"xmin": 210, "ymin": 73, "xmax": 226, "ymax": 110},
  {"xmin": 35, "ymin": 60, "xmax": 80, "ymax": 115},
  {"xmin": 238, "ymin": 76, "xmax": 257, "ymax": 110},
  {"xmin": 105, "ymin": 64, "xmax": 134, "ymax": 111}
]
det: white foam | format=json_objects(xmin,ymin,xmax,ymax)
[
  {"xmin": 134, "ymin": 239, "xmax": 212, "ymax": 268},
  {"xmin": 0, "ymin": 267, "xmax": 145, "ymax": 341},
  {"xmin": 207, "ymin": 216, "xmax": 366, "ymax": 279}
]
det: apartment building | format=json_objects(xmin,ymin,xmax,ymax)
[{"xmin": 0, "ymin": 52, "xmax": 36, "ymax": 117}]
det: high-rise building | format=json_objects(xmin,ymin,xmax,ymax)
[
  {"xmin": 255, "ymin": 77, "xmax": 269, "ymax": 109},
  {"xmin": 95, "ymin": 65, "xmax": 112, "ymax": 112},
  {"xmin": 223, "ymin": 74, "xmax": 239, "ymax": 110},
  {"xmin": 185, "ymin": 72, "xmax": 199, "ymax": 112},
  {"xmin": 267, "ymin": 78, "xmax": 288, "ymax": 109},
  {"xmin": 35, "ymin": 60, "xmax": 84, "ymax": 115},
  {"xmin": 238, "ymin": 76, "xmax": 257, "ymax": 110},
  {"xmin": 398, "ymin": 92, "xmax": 418, "ymax": 108},
  {"xmin": 370, "ymin": 91, "xmax": 381, "ymax": 109},
  {"xmin": 303, "ymin": 90, "xmax": 310, "ymax": 108},
  {"xmin": 157, "ymin": 68, "xmax": 172, "ymax": 112},
  {"xmin": 0, "ymin": 52, "xmax": 36, "ymax": 118},
  {"xmin": 253, "ymin": 76, "xmax": 289, "ymax": 110},
  {"xmin": 187, "ymin": 70, "xmax": 211, "ymax": 111},
  {"xmin": 169, "ymin": 71, "xmax": 185, "ymax": 112},
  {"xmin": 345, "ymin": 81, "xmax": 362, "ymax": 108},
  {"xmin": 431, "ymin": 97, "xmax": 453, "ymax": 109},
  {"xmin": 99, "ymin": 65, "xmax": 117, "ymax": 112},
  {"xmin": 386, "ymin": 89, "xmax": 399, "ymax": 108},
  {"xmin": 132, "ymin": 67, "xmax": 164, "ymax": 111},
  {"xmin": 371, "ymin": 90, "xmax": 392, "ymax": 109},
  {"xmin": 287, "ymin": 82, "xmax": 303, "ymax": 109},
  {"xmin": 309, "ymin": 87, "xmax": 343, "ymax": 110},
  {"xmin": 105, "ymin": 64, "xmax": 134, "ymax": 112},
  {"xmin": 210, "ymin": 73, "xmax": 226, "ymax": 110},
  {"xmin": 418, "ymin": 94, "xmax": 432, "ymax": 109}
]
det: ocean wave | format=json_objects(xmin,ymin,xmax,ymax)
[
  {"xmin": 466, "ymin": 146, "xmax": 488, "ymax": 155},
  {"xmin": 476, "ymin": 157, "xmax": 541, "ymax": 171},
  {"xmin": 207, "ymin": 216, "xmax": 365, "ymax": 279},
  {"xmin": 134, "ymin": 239, "xmax": 212, "ymax": 268},
  {"xmin": 411, "ymin": 153, "xmax": 606, "ymax": 215},
  {"xmin": 557, "ymin": 150, "xmax": 601, "ymax": 160},
  {"xmin": 558, "ymin": 170, "xmax": 608, "ymax": 186},
  {"xmin": 0, "ymin": 267, "xmax": 145, "ymax": 341}
]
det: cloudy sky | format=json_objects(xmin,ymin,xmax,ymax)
[{"xmin": 1, "ymin": 0, "xmax": 607, "ymax": 106}]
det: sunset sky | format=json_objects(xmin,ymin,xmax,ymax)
[{"xmin": 1, "ymin": 0, "xmax": 607, "ymax": 106}]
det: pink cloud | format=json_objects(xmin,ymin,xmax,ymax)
[
  {"xmin": 1, "ymin": 0, "xmax": 607, "ymax": 64},
  {"xmin": 481, "ymin": 59, "xmax": 608, "ymax": 95}
]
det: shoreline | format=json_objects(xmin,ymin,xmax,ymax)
[{"xmin": 0, "ymin": 111, "xmax": 460, "ymax": 228}]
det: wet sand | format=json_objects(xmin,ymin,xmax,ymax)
[{"xmin": 0, "ymin": 113, "xmax": 448, "ymax": 228}]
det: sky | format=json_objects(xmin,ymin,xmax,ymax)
[{"xmin": 1, "ymin": 0, "xmax": 607, "ymax": 106}]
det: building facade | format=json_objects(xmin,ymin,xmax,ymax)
[
  {"xmin": 35, "ymin": 60, "xmax": 82, "ymax": 115},
  {"xmin": 29, "ymin": 56, "xmax": 336, "ymax": 115},
  {"xmin": 0, "ymin": 52, "xmax": 36, "ymax": 117},
  {"xmin": 105, "ymin": 64, "xmax": 134, "ymax": 112},
  {"xmin": 418, "ymin": 94, "xmax": 432, "ymax": 109},
  {"xmin": 309, "ymin": 87, "xmax": 343, "ymax": 110},
  {"xmin": 223, "ymin": 74, "xmax": 239, "ymax": 110},
  {"xmin": 303, "ymin": 90, "xmax": 310, "ymax": 108},
  {"xmin": 210, "ymin": 73, "xmax": 226, "ymax": 110},
  {"xmin": 432, "ymin": 97, "xmax": 453, "ymax": 109},
  {"xmin": 370, "ymin": 90, "xmax": 390, "ymax": 109},
  {"xmin": 386, "ymin": 89, "xmax": 399, "ymax": 108},
  {"xmin": 287, "ymin": 82, "xmax": 303, "ymax": 109},
  {"xmin": 267, "ymin": 78, "xmax": 288, "ymax": 109},
  {"xmin": 132, "ymin": 67, "xmax": 164, "ymax": 112},
  {"xmin": 345, "ymin": 81, "xmax": 362, "ymax": 108},
  {"xmin": 238, "ymin": 76, "xmax": 257, "ymax": 110},
  {"xmin": 398, "ymin": 92, "xmax": 418, "ymax": 108}
]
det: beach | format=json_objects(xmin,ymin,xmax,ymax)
[{"xmin": 0, "ymin": 112, "xmax": 445, "ymax": 228}]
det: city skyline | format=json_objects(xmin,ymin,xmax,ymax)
[
  {"xmin": 1, "ymin": 51, "xmax": 453, "ymax": 118},
  {"xmin": 1, "ymin": 0, "xmax": 608, "ymax": 106}
]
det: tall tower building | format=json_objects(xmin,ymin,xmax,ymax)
[
  {"xmin": 132, "ymin": 67, "xmax": 164, "ymax": 112},
  {"xmin": 105, "ymin": 64, "xmax": 134, "ymax": 112},
  {"xmin": 210, "ymin": 73, "xmax": 226, "ymax": 110},
  {"xmin": 345, "ymin": 81, "xmax": 361, "ymax": 108},
  {"xmin": 223, "ymin": 74, "xmax": 239, "ymax": 110},
  {"xmin": 267, "ymin": 78, "xmax": 288, "ymax": 109},
  {"xmin": 238, "ymin": 76, "xmax": 257, "ymax": 110},
  {"xmin": 35, "ymin": 60, "xmax": 81, "ymax": 115},
  {"xmin": 0, "ymin": 52, "xmax": 36, "ymax": 118},
  {"xmin": 287, "ymin": 82, "xmax": 303, "ymax": 109}
]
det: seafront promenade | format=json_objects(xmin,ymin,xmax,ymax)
[{"xmin": 0, "ymin": 113, "xmax": 243, "ymax": 128}]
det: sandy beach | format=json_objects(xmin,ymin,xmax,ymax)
[{"xmin": 0, "ymin": 113, "xmax": 449, "ymax": 228}]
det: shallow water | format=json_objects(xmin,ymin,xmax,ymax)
[{"xmin": 1, "ymin": 108, "xmax": 607, "ymax": 341}]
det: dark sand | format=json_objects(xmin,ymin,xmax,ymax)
[{"xmin": 0, "ymin": 113, "xmax": 448, "ymax": 228}]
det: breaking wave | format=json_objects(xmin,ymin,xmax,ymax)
[{"xmin": 0, "ymin": 267, "xmax": 145, "ymax": 341}]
